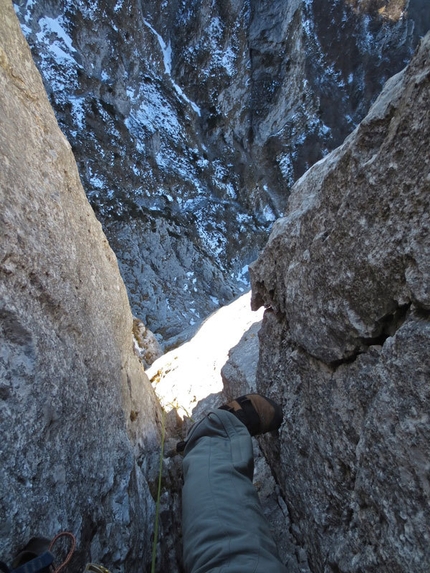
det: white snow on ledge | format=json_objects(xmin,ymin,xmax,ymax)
[
  {"xmin": 36, "ymin": 16, "xmax": 76, "ymax": 54},
  {"xmin": 143, "ymin": 19, "xmax": 201, "ymax": 116}
]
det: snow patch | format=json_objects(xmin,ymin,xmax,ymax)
[
  {"xmin": 125, "ymin": 83, "xmax": 182, "ymax": 141},
  {"xmin": 114, "ymin": 0, "xmax": 124, "ymax": 13},
  {"xmin": 89, "ymin": 174, "xmax": 105, "ymax": 189},
  {"xmin": 231, "ymin": 265, "xmax": 250, "ymax": 288},
  {"xmin": 37, "ymin": 16, "xmax": 76, "ymax": 54},
  {"xmin": 14, "ymin": 0, "xmax": 35, "ymax": 25},
  {"xmin": 221, "ymin": 46, "xmax": 236, "ymax": 76},
  {"xmin": 278, "ymin": 154, "xmax": 295, "ymax": 186},
  {"xmin": 262, "ymin": 205, "xmax": 277, "ymax": 223},
  {"xmin": 69, "ymin": 96, "xmax": 86, "ymax": 130},
  {"xmin": 143, "ymin": 19, "xmax": 201, "ymax": 116},
  {"xmin": 209, "ymin": 16, "xmax": 224, "ymax": 41}
]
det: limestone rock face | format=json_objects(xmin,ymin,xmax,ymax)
[
  {"xmin": 250, "ymin": 33, "xmax": 430, "ymax": 572},
  {"xmin": 220, "ymin": 320, "xmax": 262, "ymax": 399},
  {"xmin": 0, "ymin": 3, "xmax": 161, "ymax": 571}
]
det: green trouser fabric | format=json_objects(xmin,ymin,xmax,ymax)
[{"xmin": 182, "ymin": 408, "xmax": 289, "ymax": 573}]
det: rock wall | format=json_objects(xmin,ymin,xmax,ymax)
[
  {"xmin": 250, "ymin": 33, "xmax": 430, "ymax": 572},
  {"xmin": 0, "ymin": 2, "xmax": 162, "ymax": 571}
]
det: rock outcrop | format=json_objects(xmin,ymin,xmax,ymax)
[
  {"xmin": 0, "ymin": 3, "xmax": 161, "ymax": 571},
  {"xmin": 250, "ymin": 32, "xmax": 430, "ymax": 572}
]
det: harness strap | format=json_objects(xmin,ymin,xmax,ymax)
[{"xmin": 13, "ymin": 552, "xmax": 54, "ymax": 573}]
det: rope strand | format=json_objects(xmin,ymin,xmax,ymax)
[
  {"xmin": 151, "ymin": 409, "xmax": 166, "ymax": 573},
  {"xmin": 49, "ymin": 532, "xmax": 76, "ymax": 573}
]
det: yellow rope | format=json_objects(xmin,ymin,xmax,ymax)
[{"xmin": 151, "ymin": 408, "xmax": 166, "ymax": 573}]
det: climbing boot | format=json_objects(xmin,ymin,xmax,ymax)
[
  {"xmin": 0, "ymin": 537, "xmax": 54, "ymax": 573},
  {"xmin": 175, "ymin": 393, "xmax": 283, "ymax": 453},
  {"xmin": 218, "ymin": 393, "xmax": 283, "ymax": 436}
]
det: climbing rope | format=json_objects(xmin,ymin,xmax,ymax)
[
  {"xmin": 49, "ymin": 532, "xmax": 76, "ymax": 573},
  {"xmin": 151, "ymin": 408, "xmax": 166, "ymax": 573}
]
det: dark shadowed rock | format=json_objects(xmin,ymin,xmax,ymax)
[
  {"xmin": 250, "ymin": 32, "xmax": 430, "ymax": 572},
  {"xmin": 0, "ymin": 3, "xmax": 161, "ymax": 570}
]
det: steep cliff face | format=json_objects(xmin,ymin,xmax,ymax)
[
  {"xmin": 250, "ymin": 32, "xmax": 430, "ymax": 572},
  {"xmin": 12, "ymin": 0, "xmax": 428, "ymax": 345},
  {"xmin": 0, "ymin": 3, "xmax": 161, "ymax": 570}
]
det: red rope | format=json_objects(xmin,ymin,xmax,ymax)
[{"xmin": 49, "ymin": 532, "xmax": 76, "ymax": 573}]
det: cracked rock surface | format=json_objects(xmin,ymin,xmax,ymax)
[{"xmin": 250, "ymin": 32, "xmax": 430, "ymax": 572}]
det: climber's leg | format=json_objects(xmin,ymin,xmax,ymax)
[{"xmin": 182, "ymin": 407, "xmax": 288, "ymax": 573}]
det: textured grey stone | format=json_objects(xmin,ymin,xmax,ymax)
[
  {"xmin": 0, "ymin": 3, "xmax": 161, "ymax": 570},
  {"xmin": 250, "ymin": 33, "xmax": 430, "ymax": 572},
  {"xmin": 104, "ymin": 218, "xmax": 244, "ymax": 345}
]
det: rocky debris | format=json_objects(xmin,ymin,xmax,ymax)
[
  {"xmin": 133, "ymin": 317, "xmax": 163, "ymax": 368},
  {"xmin": 250, "ymin": 32, "xmax": 430, "ymax": 572},
  {"xmin": 12, "ymin": 0, "xmax": 429, "ymax": 346},
  {"xmin": 0, "ymin": 4, "xmax": 161, "ymax": 571}
]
